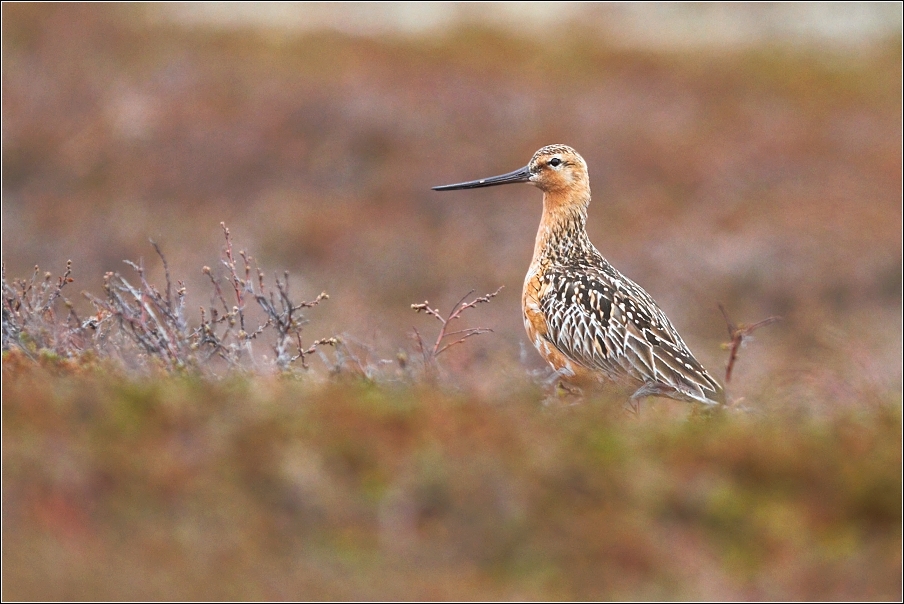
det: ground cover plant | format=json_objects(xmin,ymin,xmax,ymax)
[
  {"xmin": 3, "ymin": 4, "xmax": 901, "ymax": 601},
  {"xmin": 3, "ymin": 223, "xmax": 900, "ymax": 601},
  {"xmin": 3, "ymin": 354, "xmax": 900, "ymax": 600}
]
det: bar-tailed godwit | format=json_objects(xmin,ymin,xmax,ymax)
[{"xmin": 434, "ymin": 145, "xmax": 723, "ymax": 404}]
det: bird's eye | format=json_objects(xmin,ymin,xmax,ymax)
[{"xmin": 549, "ymin": 158, "xmax": 562, "ymax": 167}]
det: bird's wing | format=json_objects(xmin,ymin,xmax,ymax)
[{"xmin": 538, "ymin": 264, "xmax": 723, "ymax": 403}]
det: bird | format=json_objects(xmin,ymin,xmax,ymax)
[{"xmin": 433, "ymin": 144, "xmax": 723, "ymax": 405}]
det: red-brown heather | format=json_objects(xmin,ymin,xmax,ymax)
[{"xmin": 2, "ymin": 4, "xmax": 901, "ymax": 600}]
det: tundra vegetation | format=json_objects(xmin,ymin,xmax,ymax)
[{"xmin": 3, "ymin": 5, "xmax": 901, "ymax": 600}]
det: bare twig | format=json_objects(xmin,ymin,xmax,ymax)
[
  {"xmin": 718, "ymin": 303, "xmax": 781, "ymax": 386},
  {"xmin": 150, "ymin": 240, "xmax": 172, "ymax": 312},
  {"xmin": 253, "ymin": 267, "xmax": 332, "ymax": 370},
  {"xmin": 410, "ymin": 286, "xmax": 502, "ymax": 377}
]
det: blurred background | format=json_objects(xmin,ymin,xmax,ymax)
[
  {"xmin": 3, "ymin": 4, "xmax": 902, "ymax": 601},
  {"xmin": 2, "ymin": 2, "xmax": 902, "ymax": 399}
]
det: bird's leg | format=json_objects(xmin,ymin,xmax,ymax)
[
  {"xmin": 627, "ymin": 381, "xmax": 679, "ymax": 413},
  {"xmin": 536, "ymin": 366, "xmax": 571, "ymax": 387},
  {"xmin": 630, "ymin": 381, "xmax": 669, "ymax": 401},
  {"xmin": 626, "ymin": 385, "xmax": 655, "ymax": 414},
  {"xmin": 624, "ymin": 394, "xmax": 642, "ymax": 415}
]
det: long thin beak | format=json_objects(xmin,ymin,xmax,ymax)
[{"xmin": 432, "ymin": 165, "xmax": 531, "ymax": 191}]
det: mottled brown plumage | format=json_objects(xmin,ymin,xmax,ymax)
[{"xmin": 433, "ymin": 145, "xmax": 723, "ymax": 405}]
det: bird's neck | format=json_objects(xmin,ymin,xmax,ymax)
[{"xmin": 532, "ymin": 190, "xmax": 594, "ymax": 266}]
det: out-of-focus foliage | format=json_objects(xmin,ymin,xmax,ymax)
[
  {"xmin": 2, "ymin": 5, "xmax": 901, "ymax": 600},
  {"xmin": 2, "ymin": 361, "xmax": 901, "ymax": 600},
  {"xmin": 2, "ymin": 4, "xmax": 900, "ymax": 402}
]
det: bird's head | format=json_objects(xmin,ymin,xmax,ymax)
[{"xmin": 432, "ymin": 144, "xmax": 590, "ymax": 197}]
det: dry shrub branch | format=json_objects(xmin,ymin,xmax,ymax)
[
  {"xmin": 3, "ymin": 224, "xmax": 336, "ymax": 375},
  {"xmin": 719, "ymin": 302, "xmax": 781, "ymax": 402},
  {"xmin": 411, "ymin": 287, "xmax": 503, "ymax": 379},
  {"xmin": 2, "ymin": 260, "xmax": 80, "ymax": 359}
]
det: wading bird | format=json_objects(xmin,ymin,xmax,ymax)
[{"xmin": 433, "ymin": 145, "xmax": 723, "ymax": 405}]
